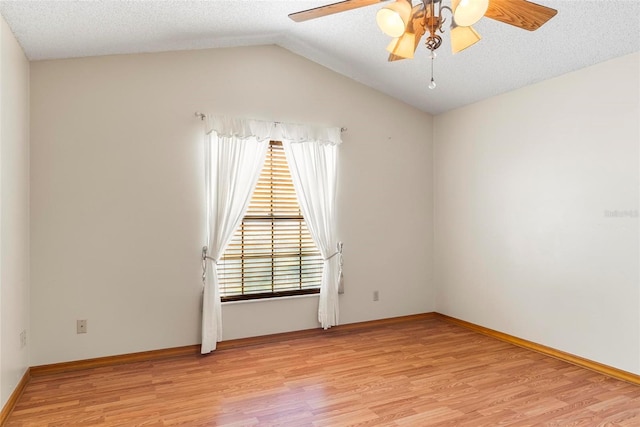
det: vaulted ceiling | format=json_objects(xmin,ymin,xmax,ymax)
[{"xmin": 1, "ymin": 0, "xmax": 638, "ymax": 114}]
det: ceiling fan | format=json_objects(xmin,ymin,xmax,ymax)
[{"xmin": 289, "ymin": 0, "xmax": 557, "ymax": 88}]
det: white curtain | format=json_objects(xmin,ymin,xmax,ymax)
[
  {"xmin": 201, "ymin": 116, "xmax": 270, "ymax": 354},
  {"xmin": 281, "ymin": 123, "xmax": 342, "ymax": 329},
  {"xmin": 201, "ymin": 116, "xmax": 342, "ymax": 353}
]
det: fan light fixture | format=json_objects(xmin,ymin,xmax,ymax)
[
  {"xmin": 386, "ymin": 32, "xmax": 417, "ymax": 59},
  {"xmin": 383, "ymin": 0, "xmax": 486, "ymax": 89},
  {"xmin": 452, "ymin": 0, "xmax": 489, "ymax": 27},
  {"xmin": 450, "ymin": 21, "xmax": 481, "ymax": 54},
  {"xmin": 289, "ymin": 0, "xmax": 558, "ymax": 91},
  {"xmin": 376, "ymin": 0, "xmax": 412, "ymax": 37}
]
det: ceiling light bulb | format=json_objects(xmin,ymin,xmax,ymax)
[
  {"xmin": 452, "ymin": 0, "xmax": 489, "ymax": 27},
  {"xmin": 428, "ymin": 78, "xmax": 436, "ymax": 90},
  {"xmin": 376, "ymin": 1, "xmax": 411, "ymax": 38}
]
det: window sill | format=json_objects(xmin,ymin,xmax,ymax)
[{"xmin": 221, "ymin": 292, "xmax": 320, "ymax": 306}]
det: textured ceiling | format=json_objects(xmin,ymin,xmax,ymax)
[{"xmin": 0, "ymin": 0, "xmax": 638, "ymax": 114}]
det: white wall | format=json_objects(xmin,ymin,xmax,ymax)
[
  {"xmin": 434, "ymin": 53, "xmax": 640, "ymax": 374},
  {"xmin": 0, "ymin": 14, "xmax": 30, "ymax": 406},
  {"xmin": 30, "ymin": 45, "xmax": 434, "ymax": 366}
]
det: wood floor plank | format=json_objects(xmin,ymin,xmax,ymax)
[{"xmin": 6, "ymin": 317, "xmax": 640, "ymax": 426}]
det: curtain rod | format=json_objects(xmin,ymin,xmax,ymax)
[{"xmin": 194, "ymin": 112, "xmax": 347, "ymax": 133}]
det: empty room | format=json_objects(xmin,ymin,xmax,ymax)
[{"xmin": 0, "ymin": 0, "xmax": 638, "ymax": 425}]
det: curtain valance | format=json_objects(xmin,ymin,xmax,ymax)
[{"xmin": 205, "ymin": 115, "xmax": 342, "ymax": 146}]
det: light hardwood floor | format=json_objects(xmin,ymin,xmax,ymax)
[{"xmin": 7, "ymin": 316, "xmax": 640, "ymax": 426}]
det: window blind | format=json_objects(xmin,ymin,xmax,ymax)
[{"xmin": 218, "ymin": 141, "xmax": 323, "ymax": 301}]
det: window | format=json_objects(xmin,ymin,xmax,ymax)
[{"xmin": 218, "ymin": 141, "xmax": 323, "ymax": 301}]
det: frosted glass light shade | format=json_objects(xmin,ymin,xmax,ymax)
[
  {"xmin": 376, "ymin": 0, "xmax": 411, "ymax": 38},
  {"xmin": 386, "ymin": 32, "xmax": 416, "ymax": 58},
  {"xmin": 450, "ymin": 24, "xmax": 481, "ymax": 54},
  {"xmin": 452, "ymin": 0, "xmax": 489, "ymax": 27}
]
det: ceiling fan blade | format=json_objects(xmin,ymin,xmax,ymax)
[
  {"xmin": 289, "ymin": 0, "xmax": 389, "ymax": 22},
  {"xmin": 485, "ymin": 0, "xmax": 557, "ymax": 31},
  {"xmin": 388, "ymin": 4, "xmax": 426, "ymax": 61}
]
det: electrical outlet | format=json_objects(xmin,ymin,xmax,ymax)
[
  {"xmin": 77, "ymin": 319, "xmax": 87, "ymax": 334},
  {"xmin": 373, "ymin": 291, "xmax": 379, "ymax": 302},
  {"xmin": 19, "ymin": 330, "xmax": 27, "ymax": 348}
]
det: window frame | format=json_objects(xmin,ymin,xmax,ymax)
[{"xmin": 218, "ymin": 141, "xmax": 322, "ymax": 302}]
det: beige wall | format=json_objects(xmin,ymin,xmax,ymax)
[
  {"xmin": 29, "ymin": 36, "xmax": 637, "ymax": 375},
  {"xmin": 434, "ymin": 53, "xmax": 640, "ymax": 374},
  {"xmin": 30, "ymin": 46, "xmax": 435, "ymax": 365},
  {"xmin": 0, "ymin": 14, "xmax": 30, "ymax": 406}
]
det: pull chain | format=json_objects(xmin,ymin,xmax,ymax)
[{"xmin": 428, "ymin": 48, "xmax": 437, "ymax": 89}]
